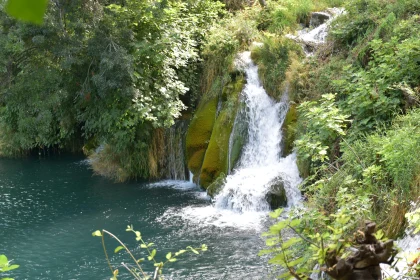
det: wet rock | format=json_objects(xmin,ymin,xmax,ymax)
[
  {"xmin": 266, "ymin": 175, "xmax": 288, "ymax": 209},
  {"xmin": 207, "ymin": 173, "xmax": 226, "ymax": 197},
  {"xmin": 310, "ymin": 12, "xmax": 331, "ymax": 27}
]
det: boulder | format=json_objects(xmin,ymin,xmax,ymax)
[
  {"xmin": 310, "ymin": 12, "xmax": 331, "ymax": 28},
  {"xmin": 265, "ymin": 175, "xmax": 288, "ymax": 209}
]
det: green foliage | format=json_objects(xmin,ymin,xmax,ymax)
[
  {"xmin": 406, "ymin": 208, "xmax": 420, "ymax": 235},
  {"xmin": 5, "ymin": 0, "xmax": 47, "ymax": 24},
  {"xmin": 296, "ymin": 94, "xmax": 349, "ymax": 164},
  {"xmin": 0, "ymin": 255, "xmax": 19, "ymax": 280},
  {"xmin": 260, "ymin": 193, "xmax": 371, "ymax": 279},
  {"xmin": 252, "ymin": 36, "xmax": 302, "ymax": 99},
  {"xmin": 334, "ymin": 30, "xmax": 420, "ymax": 136},
  {"xmin": 0, "ymin": 0, "xmax": 223, "ymax": 179},
  {"xmin": 93, "ymin": 225, "xmax": 207, "ymax": 280}
]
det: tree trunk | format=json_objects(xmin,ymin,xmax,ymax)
[{"xmin": 323, "ymin": 222, "xmax": 396, "ymax": 280}]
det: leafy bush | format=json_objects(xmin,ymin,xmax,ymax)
[
  {"xmin": 295, "ymin": 94, "xmax": 349, "ymax": 175},
  {"xmin": 252, "ymin": 36, "xmax": 302, "ymax": 99}
]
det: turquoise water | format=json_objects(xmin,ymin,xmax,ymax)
[{"xmin": 0, "ymin": 156, "xmax": 272, "ymax": 279}]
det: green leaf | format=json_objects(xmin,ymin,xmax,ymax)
[
  {"xmin": 140, "ymin": 244, "xmax": 148, "ymax": 249},
  {"xmin": 175, "ymin": 249, "xmax": 186, "ymax": 256},
  {"xmin": 148, "ymin": 249, "xmax": 156, "ymax": 260},
  {"xmin": 0, "ymin": 255, "xmax": 8, "ymax": 266},
  {"xmin": 289, "ymin": 219, "xmax": 301, "ymax": 227},
  {"xmin": 281, "ymin": 237, "xmax": 302, "ymax": 250},
  {"xmin": 92, "ymin": 230, "xmax": 102, "ymax": 237},
  {"xmin": 168, "ymin": 258, "xmax": 177, "ymax": 262},
  {"xmin": 190, "ymin": 248, "xmax": 199, "ymax": 254},
  {"xmin": 269, "ymin": 208, "xmax": 283, "ymax": 219},
  {"xmin": 2, "ymin": 264, "xmax": 19, "ymax": 272},
  {"xmin": 6, "ymin": 0, "xmax": 48, "ymax": 24},
  {"xmin": 114, "ymin": 246, "xmax": 124, "ymax": 253},
  {"xmin": 288, "ymin": 257, "xmax": 305, "ymax": 267},
  {"xmin": 166, "ymin": 252, "xmax": 172, "ymax": 260},
  {"xmin": 136, "ymin": 258, "xmax": 144, "ymax": 263}
]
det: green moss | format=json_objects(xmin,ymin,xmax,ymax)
[
  {"xmin": 199, "ymin": 77, "xmax": 244, "ymax": 189},
  {"xmin": 228, "ymin": 99, "xmax": 248, "ymax": 171},
  {"xmin": 252, "ymin": 37, "xmax": 302, "ymax": 100},
  {"xmin": 282, "ymin": 104, "xmax": 297, "ymax": 156},
  {"xmin": 186, "ymin": 97, "xmax": 218, "ymax": 176},
  {"xmin": 199, "ymin": 108, "xmax": 233, "ymax": 188},
  {"xmin": 229, "ymin": 134, "xmax": 244, "ymax": 170},
  {"xmin": 207, "ymin": 172, "xmax": 227, "ymax": 197}
]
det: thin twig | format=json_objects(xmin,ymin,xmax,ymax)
[
  {"xmin": 121, "ymin": 262, "xmax": 142, "ymax": 280},
  {"xmin": 102, "ymin": 229, "xmax": 148, "ymax": 279},
  {"xmin": 101, "ymin": 231, "xmax": 114, "ymax": 274}
]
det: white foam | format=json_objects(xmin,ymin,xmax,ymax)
[
  {"xmin": 146, "ymin": 180, "xmax": 197, "ymax": 190},
  {"xmin": 158, "ymin": 205, "xmax": 267, "ymax": 231},
  {"xmin": 215, "ymin": 52, "xmax": 302, "ymax": 212}
]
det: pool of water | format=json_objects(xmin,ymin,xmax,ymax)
[{"xmin": 0, "ymin": 156, "xmax": 274, "ymax": 279}]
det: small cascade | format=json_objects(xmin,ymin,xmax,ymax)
[
  {"xmin": 381, "ymin": 206, "xmax": 420, "ymax": 278},
  {"xmin": 286, "ymin": 8, "xmax": 345, "ymax": 55},
  {"xmin": 189, "ymin": 171, "xmax": 194, "ymax": 184},
  {"xmin": 214, "ymin": 52, "xmax": 302, "ymax": 212},
  {"xmin": 160, "ymin": 120, "xmax": 189, "ymax": 180}
]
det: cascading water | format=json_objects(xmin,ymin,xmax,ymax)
[
  {"xmin": 214, "ymin": 51, "xmax": 302, "ymax": 212},
  {"xmin": 286, "ymin": 8, "xmax": 345, "ymax": 55},
  {"xmin": 160, "ymin": 120, "xmax": 189, "ymax": 180},
  {"xmin": 159, "ymin": 51, "xmax": 301, "ymax": 231},
  {"xmin": 380, "ymin": 205, "xmax": 420, "ymax": 279}
]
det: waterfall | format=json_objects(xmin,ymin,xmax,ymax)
[
  {"xmin": 214, "ymin": 52, "xmax": 302, "ymax": 212},
  {"xmin": 160, "ymin": 120, "xmax": 189, "ymax": 180},
  {"xmin": 381, "ymin": 206, "xmax": 420, "ymax": 278},
  {"xmin": 286, "ymin": 8, "xmax": 345, "ymax": 55}
]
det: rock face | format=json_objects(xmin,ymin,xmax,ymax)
[
  {"xmin": 265, "ymin": 175, "xmax": 288, "ymax": 209},
  {"xmin": 186, "ymin": 74, "xmax": 245, "ymax": 188},
  {"xmin": 228, "ymin": 100, "xmax": 248, "ymax": 173},
  {"xmin": 186, "ymin": 96, "xmax": 218, "ymax": 182},
  {"xmin": 281, "ymin": 104, "xmax": 297, "ymax": 157}
]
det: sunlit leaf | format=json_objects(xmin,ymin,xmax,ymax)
[
  {"xmin": 6, "ymin": 0, "xmax": 48, "ymax": 24},
  {"xmin": 114, "ymin": 246, "xmax": 124, "ymax": 253},
  {"xmin": 92, "ymin": 230, "xmax": 102, "ymax": 237}
]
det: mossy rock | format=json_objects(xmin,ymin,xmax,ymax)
[
  {"xmin": 207, "ymin": 172, "xmax": 227, "ymax": 197},
  {"xmin": 228, "ymin": 101, "xmax": 248, "ymax": 172},
  {"xmin": 199, "ymin": 109, "xmax": 234, "ymax": 189},
  {"xmin": 282, "ymin": 104, "xmax": 297, "ymax": 157},
  {"xmin": 199, "ymin": 77, "xmax": 244, "ymax": 189},
  {"xmin": 186, "ymin": 97, "xmax": 218, "ymax": 176}
]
